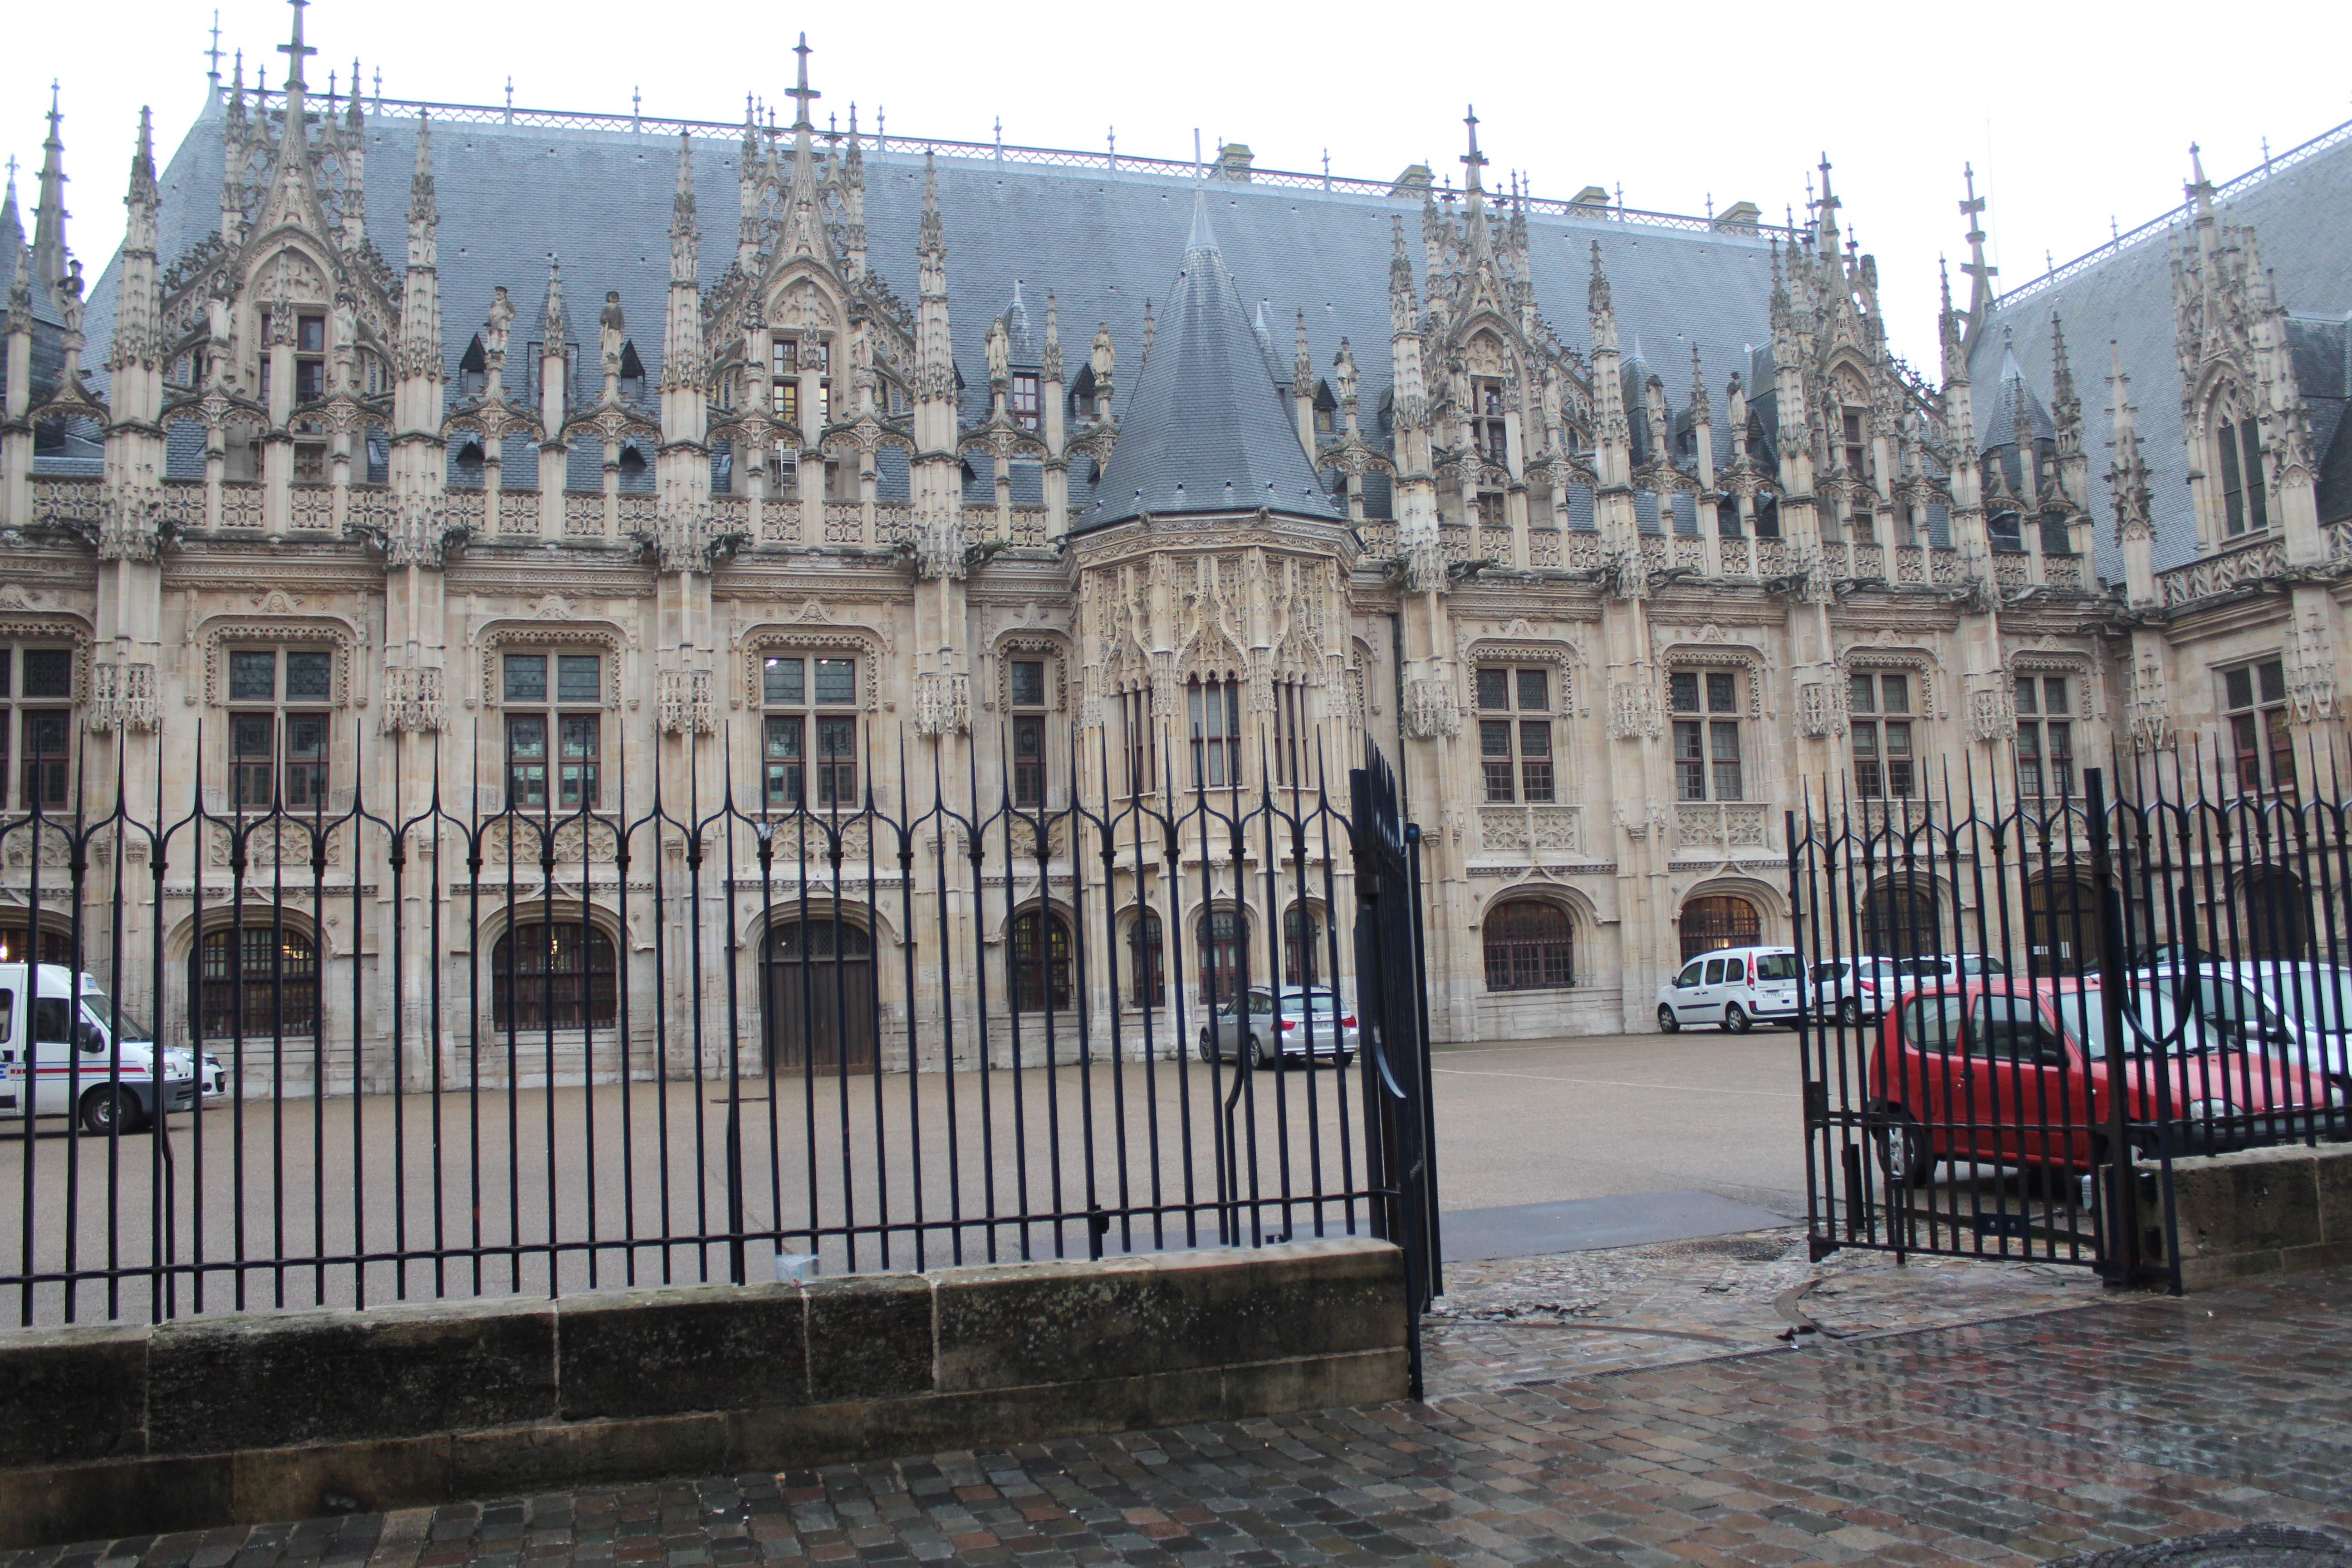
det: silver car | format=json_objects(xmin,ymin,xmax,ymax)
[{"xmin": 1198, "ymin": 986, "xmax": 1358, "ymax": 1068}]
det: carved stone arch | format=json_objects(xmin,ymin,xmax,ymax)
[
  {"xmin": 763, "ymin": 265, "xmax": 850, "ymax": 339},
  {"xmin": 1459, "ymin": 635, "xmax": 1585, "ymax": 720},
  {"xmin": 474, "ymin": 620, "xmax": 628, "ymax": 711},
  {"xmin": 1472, "ymin": 878, "xmax": 1598, "ymax": 932},
  {"xmin": 739, "ymin": 622, "xmax": 887, "ymax": 713},
  {"xmin": 746, "ymin": 896, "xmax": 900, "ymax": 958},
  {"xmin": 1675, "ymin": 874, "xmax": 1790, "ymax": 928},
  {"xmin": 993, "ymin": 631, "xmax": 1072, "ymax": 715},
  {"xmin": 1658, "ymin": 641, "xmax": 1768, "ymax": 719},
  {"xmin": 196, "ymin": 613, "xmax": 362, "ymax": 710},
  {"xmin": 1837, "ymin": 642, "xmax": 1946, "ymax": 722},
  {"xmin": 240, "ymin": 236, "xmax": 336, "ymax": 307},
  {"xmin": 0, "ymin": 615, "xmax": 95, "ymax": 705}
]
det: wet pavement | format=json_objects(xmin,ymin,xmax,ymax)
[{"xmin": 9, "ymin": 1254, "xmax": 2351, "ymax": 1568}]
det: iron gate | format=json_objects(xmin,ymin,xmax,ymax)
[
  {"xmin": 1792, "ymin": 751, "xmax": 2352, "ymax": 1287},
  {"xmin": 2, "ymin": 722, "xmax": 1439, "ymax": 1382}
]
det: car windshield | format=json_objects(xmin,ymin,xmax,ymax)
[
  {"xmin": 78, "ymin": 993, "xmax": 151, "ymax": 1042},
  {"xmin": 1280, "ymin": 991, "xmax": 1343, "ymax": 1013},
  {"xmin": 2268, "ymin": 972, "xmax": 2352, "ymax": 1032},
  {"xmin": 1755, "ymin": 954, "xmax": 1800, "ymax": 982},
  {"xmin": 2060, "ymin": 986, "xmax": 2230, "ymax": 1058}
]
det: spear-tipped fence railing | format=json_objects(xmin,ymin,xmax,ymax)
[
  {"xmin": 0, "ymin": 721, "xmax": 1435, "ymax": 1337},
  {"xmin": 1793, "ymin": 742, "xmax": 2352, "ymax": 1289}
]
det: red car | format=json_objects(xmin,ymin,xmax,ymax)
[{"xmin": 1867, "ymin": 976, "xmax": 2343, "ymax": 1185}]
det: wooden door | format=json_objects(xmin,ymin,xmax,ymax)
[{"xmin": 766, "ymin": 921, "xmax": 878, "ymax": 1072}]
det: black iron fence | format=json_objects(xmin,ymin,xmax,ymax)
[
  {"xmin": 0, "ymin": 724, "xmax": 1436, "ymax": 1363},
  {"xmin": 1793, "ymin": 746, "xmax": 2352, "ymax": 1288}
]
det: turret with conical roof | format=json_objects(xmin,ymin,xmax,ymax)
[{"xmin": 1086, "ymin": 192, "xmax": 1336, "ymax": 527}]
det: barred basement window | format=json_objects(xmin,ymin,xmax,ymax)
[
  {"xmin": 1010, "ymin": 909, "xmax": 1071, "ymax": 1013},
  {"xmin": 198, "ymin": 923, "xmax": 318, "ymax": 1039},
  {"xmin": 492, "ymin": 921, "xmax": 617, "ymax": 1031},
  {"xmin": 1483, "ymin": 901, "xmax": 1574, "ymax": 992}
]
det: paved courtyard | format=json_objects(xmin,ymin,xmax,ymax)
[{"xmin": 10, "ymin": 1261, "xmax": 2351, "ymax": 1568}]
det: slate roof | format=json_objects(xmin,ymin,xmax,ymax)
[
  {"xmin": 1968, "ymin": 123, "xmax": 2352, "ymax": 574},
  {"xmin": 77, "ymin": 90, "xmax": 1793, "ymax": 519},
  {"xmin": 1087, "ymin": 193, "xmax": 1335, "ymax": 526}
]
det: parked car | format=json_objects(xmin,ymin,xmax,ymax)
[
  {"xmin": 1897, "ymin": 953, "xmax": 2009, "ymax": 984},
  {"xmin": 1867, "ymin": 975, "xmax": 2345, "ymax": 1186},
  {"xmin": 2140, "ymin": 960, "xmax": 2352, "ymax": 1089},
  {"xmin": 0, "ymin": 962, "xmax": 225, "ymax": 1133},
  {"xmin": 1807, "ymin": 957, "xmax": 1911, "ymax": 1026},
  {"xmin": 1656, "ymin": 946, "xmax": 1802, "ymax": 1034},
  {"xmin": 1199, "ymin": 986, "xmax": 1358, "ymax": 1068}
]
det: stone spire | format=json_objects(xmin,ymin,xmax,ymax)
[
  {"xmin": 394, "ymin": 114, "xmax": 442, "ymax": 400},
  {"xmin": 780, "ymin": 34, "xmax": 825, "ymax": 260},
  {"xmin": 105, "ymin": 107, "xmax": 160, "ymax": 381},
  {"xmin": 2108, "ymin": 342, "xmax": 2156, "ymax": 606},
  {"xmin": 29, "ymin": 83, "xmax": 68, "ymax": 294},
  {"xmin": 1957, "ymin": 163, "xmax": 1997, "ymax": 340},
  {"xmin": 911, "ymin": 150, "xmax": 962, "ymax": 578},
  {"xmin": 1089, "ymin": 196, "xmax": 1336, "ymax": 526}
]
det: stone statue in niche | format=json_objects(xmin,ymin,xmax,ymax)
[
  {"xmin": 985, "ymin": 316, "xmax": 1009, "ymax": 385},
  {"xmin": 332, "ymin": 289, "xmax": 359, "ymax": 385},
  {"xmin": 484, "ymin": 285, "xmax": 513, "ymax": 360},
  {"xmin": 599, "ymin": 291, "xmax": 624, "ymax": 371}
]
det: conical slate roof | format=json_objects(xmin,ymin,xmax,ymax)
[{"xmin": 1087, "ymin": 193, "xmax": 1338, "ymax": 527}]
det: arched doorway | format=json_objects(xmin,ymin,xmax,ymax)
[
  {"xmin": 1680, "ymin": 895, "xmax": 1760, "ymax": 961},
  {"xmin": 2026, "ymin": 875, "xmax": 2101, "ymax": 975},
  {"xmin": 1197, "ymin": 910, "xmax": 1250, "ymax": 1005},
  {"xmin": 766, "ymin": 919, "xmax": 877, "ymax": 1070},
  {"xmin": 2239, "ymin": 868, "xmax": 2308, "ymax": 960},
  {"xmin": 1283, "ymin": 905, "xmax": 1324, "ymax": 987},
  {"xmin": 1862, "ymin": 878, "xmax": 1941, "ymax": 959}
]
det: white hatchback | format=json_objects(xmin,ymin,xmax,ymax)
[{"xmin": 1656, "ymin": 946, "xmax": 1803, "ymax": 1033}]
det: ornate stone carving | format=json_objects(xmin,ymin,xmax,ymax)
[
  {"xmin": 2127, "ymin": 651, "xmax": 2172, "ymax": 752},
  {"xmin": 1401, "ymin": 674, "xmax": 1459, "ymax": 739},
  {"xmin": 1795, "ymin": 680, "xmax": 1846, "ymax": 738},
  {"xmin": 1968, "ymin": 681, "xmax": 2016, "ymax": 744},
  {"xmin": 86, "ymin": 662, "xmax": 158, "ymax": 734},
  {"xmin": 1478, "ymin": 805, "xmax": 1583, "ymax": 855},
  {"xmin": 378, "ymin": 666, "xmax": 446, "ymax": 735},
  {"xmin": 2286, "ymin": 607, "xmax": 2337, "ymax": 726},
  {"xmin": 912, "ymin": 671, "xmax": 970, "ymax": 736},
  {"xmin": 657, "ymin": 669, "xmax": 714, "ymax": 735},
  {"xmin": 1607, "ymin": 679, "xmax": 1661, "ymax": 740}
]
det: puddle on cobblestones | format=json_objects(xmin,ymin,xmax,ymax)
[{"xmin": 1423, "ymin": 1223, "xmax": 2114, "ymax": 1396}]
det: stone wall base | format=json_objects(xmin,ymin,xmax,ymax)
[{"xmin": 2164, "ymin": 1143, "xmax": 2352, "ymax": 1291}]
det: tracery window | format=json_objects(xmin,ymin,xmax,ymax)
[
  {"xmin": 0, "ymin": 646, "xmax": 75, "ymax": 813},
  {"xmin": 2015, "ymin": 676, "xmax": 2075, "ymax": 801},
  {"xmin": 763, "ymin": 654, "xmax": 859, "ymax": 810},
  {"xmin": 1848, "ymin": 673, "xmax": 1915, "ymax": 800},
  {"xmin": 2217, "ymin": 415, "xmax": 2269, "ymax": 537},
  {"xmin": 2222, "ymin": 659, "xmax": 2293, "ymax": 798},
  {"xmin": 1475, "ymin": 667, "xmax": 1553, "ymax": 804},
  {"xmin": 1669, "ymin": 671, "xmax": 1744, "ymax": 801},
  {"xmin": 227, "ymin": 648, "xmax": 333, "ymax": 813},
  {"xmin": 503, "ymin": 651, "xmax": 602, "ymax": 812}
]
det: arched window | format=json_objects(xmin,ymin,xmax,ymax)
[
  {"xmin": 492, "ymin": 920, "xmax": 617, "ymax": 1031},
  {"xmin": 1128, "ymin": 911, "xmax": 1165, "ymax": 1007},
  {"xmin": 1284, "ymin": 906, "xmax": 1323, "ymax": 987},
  {"xmin": 1484, "ymin": 900, "xmax": 1574, "ymax": 991},
  {"xmin": 0, "ymin": 917, "xmax": 71, "ymax": 965},
  {"xmin": 1679, "ymin": 895, "xmax": 1760, "ymax": 961},
  {"xmin": 197, "ymin": 922, "xmax": 320, "ymax": 1039},
  {"xmin": 1862, "ymin": 880, "xmax": 1940, "ymax": 960},
  {"xmin": 1010, "ymin": 909, "xmax": 1071, "ymax": 1013},
  {"xmin": 2216, "ymin": 414, "xmax": 2269, "ymax": 537},
  {"xmin": 1197, "ymin": 910, "xmax": 1250, "ymax": 1006}
]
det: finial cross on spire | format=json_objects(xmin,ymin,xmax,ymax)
[
  {"xmin": 786, "ymin": 34, "xmax": 820, "ymax": 130},
  {"xmin": 277, "ymin": 0, "xmax": 315, "ymax": 88},
  {"xmin": 1459, "ymin": 105, "xmax": 1486, "ymax": 191},
  {"xmin": 206, "ymin": 9, "xmax": 224, "ymax": 85}
]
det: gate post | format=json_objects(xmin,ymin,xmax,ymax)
[{"xmin": 2087, "ymin": 767, "xmax": 2140, "ymax": 1286}]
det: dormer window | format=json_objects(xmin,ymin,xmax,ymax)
[
  {"xmin": 2218, "ymin": 415, "xmax": 2268, "ymax": 538},
  {"xmin": 1841, "ymin": 409, "xmax": 1867, "ymax": 481},
  {"xmin": 1070, "ymin": 365, "xmax": 1098, "ymax": 421},
  {"xmin": 1313, "ymin": 380, "xmax": 1337, "ymax": 435},
  {"xmin": 1011, "ymin": 372, "xmax": 1040, "ymax": 431},
  {"xmin": 1989, "ymin": 510, "xmax": 2024, "ymax": 552},
  {"xmin": 458, "ymin": 334, "xmax": 489, "ymax": 396},
  {"xmin": 1470, "ymin": 377, "xmax": 1509, "ymax": 465}
]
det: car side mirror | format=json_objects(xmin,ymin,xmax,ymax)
[{"xmin": 75, "ymin": 1020, "xmax": 106, "ymax": 1054}]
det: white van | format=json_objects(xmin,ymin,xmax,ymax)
[
  {"xmin": 1656, "ymin": 946, "xmax": 1802, "ymax": 1033},
  {"xmin": 0, "ymin": 963, "xmax": 224, "ymax": 1133}
]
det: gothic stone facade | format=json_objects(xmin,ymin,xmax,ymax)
[{"xmin": 3, "ymin": 15, "xmax": 2349, "ymax": 1085}]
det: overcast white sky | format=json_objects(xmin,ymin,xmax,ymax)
[{"xmin": 8, "ymin": 0, "xmax": 2346, "ymax": 370}]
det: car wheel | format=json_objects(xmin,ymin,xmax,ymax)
[
  {"xmin": 1247, "ymin": 1034, "xmax": 1274, "ymax": 1070},
  {"xmin": 1335, "ymin": 1053, "xmax": 1355, "ymax": 1070},
  {"xmin": 1838, "ymin": 996, "xmax": 1862, "ymax": 1028},
  {"xmin": 80, "ymin": 1084, "xmax": 143, "ymax": 1136},
  {"xmin": 1198, "ymin": 1031, "xmax": 1215, "ymax": 1063},
  {"xmin": 1723, "ymin": 1003, "xmax": 1750, "ymax": 1034},
  {"xmin": 1657, "ymin": 1005, "xmax": 1681, "ymax": 1034},
  {"xmin": 1877, "ymin": 1112, "xmax": 1932, "ymax": 1189}
]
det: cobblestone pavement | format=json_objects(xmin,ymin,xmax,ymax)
[
  {"xmin": 10, "ymin": 1261, "xmax": 2351, "ymax": 1568},
  {"xmin": 1426, "ymin": 1228, "xmax": 2109, "ymax": 1393}
]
